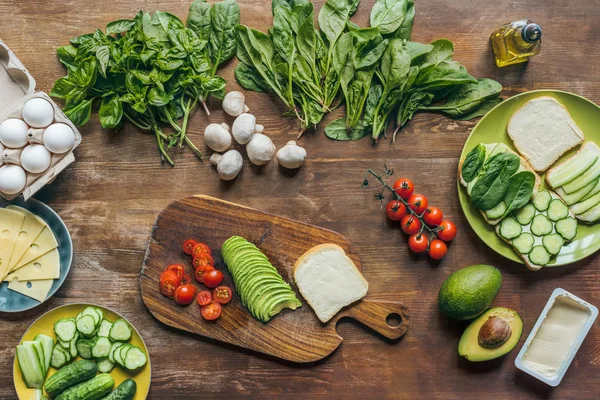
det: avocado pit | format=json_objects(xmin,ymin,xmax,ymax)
[{"xmin": 478, "ymin": 316, "xmax": 512, "ymax": 348}]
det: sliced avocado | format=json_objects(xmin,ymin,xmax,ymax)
[
  {"xmin": 458, "ymin": 307, "xmax": 523, "ymax": 362},
  {"xmin": 256, "ymin": 288, "xmax": 299, "ymax": 322},
  {"xmin": 239, "ymin": 275, "xmax": 285, "ymax": 304},
  {"xmin": 266, "ymin": 296, "xmax": 302, "ymax": 319},
  {"xmin": 234, "ymin": 258, "xmax": 278, "ymax": 283}
]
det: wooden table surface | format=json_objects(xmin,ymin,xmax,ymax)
[{"xmin": 1, "ymin": 0, "xmax": 599, "ymax": 398}]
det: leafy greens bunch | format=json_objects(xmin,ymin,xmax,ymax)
[{"xmin": 51, "ymin": 0, "xmax": 240, "ymax": 165}]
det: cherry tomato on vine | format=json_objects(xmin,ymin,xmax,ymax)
[
  {"xmin": 183, "ymin": 239, "xmax": 197, "ymax": 255},
  {"xmin": 204, "ymin": 270, "xmax": 224, "ymax": 289},
  {"xmin": 408, "ymin": 234, "xmax": 429, "ymax": 253},
  {"xmin": 400, "ymin": 215, "xmax": 421, "ymax": 235},
  {"xmin": 197, "ymin": 290, "xmax": 212, "ymax": 306},
  {"xmin": 385, "ymin": 200, "xmax": 407, "ymax": 221},
  {"xmin": 174, "ymin": 284, "xmax": 197, "ymax": 305},
  {"xmin": 423, "ymin": 207, "xmax": 443, "ymax": 226},
  {"xmin": 213, "ymin": 286, "xmax": 233, "ymax": 304},
  {"xmin": 407, "ymin": 194, "xmax": 428, "ymax": 214},
  {"xmin": 165, "ymin": 264, "xmax": 185, "ymax": 280},
  {"xmin": 428, "ymin": 239, "xmax": 448, "ymax": 260},
  {"xmin": 192, "ymin": 253, "xmax": 214, "ymax": 269},
  {"xmin": 392, "ymin": 178, "xmax": 414, "ymax": 199},
  {"xmin": 437, "ymin": 220, "xmax": 457, "ymax": 242},
  {"xmin": 195, "ymin": 265, "xmax": 215, "ymax": 284},
  {"xmin": 192, "ymin": 242, "xmax": 212, "ymax": 258},
  {"xmin": 201, "ymin": 301, "xmax": 222, "ymax": 321}
]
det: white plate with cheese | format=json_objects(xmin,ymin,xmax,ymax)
[{"xmin": 0, "ymin": 197, "xmax": 72, "ymax": 312}]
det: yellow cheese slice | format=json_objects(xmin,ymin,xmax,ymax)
[
  {"xmin": 5, "ymin": 205, "xmax": 47, "ymax": 271},
  {"xmin": 11, "ymin": 227, "xmax": 58, "ymax": 272},
  {"xmin": 0, "ymin": 208, "xmax": 26, "ymax": 280},
  {"xmin": 4, "ymin": 249, "xmax": 60, "ymax": 281},
  {"xmin": 7, "ymin": 279, "xmax": 53, "ymax": 302}
]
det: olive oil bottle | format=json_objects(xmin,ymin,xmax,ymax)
[{"xmin": 491, "ymin": 19, "xmax": 542, "ymax": 67}]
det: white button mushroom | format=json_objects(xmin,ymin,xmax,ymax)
[
  {"xmin": 276, "ymin": 141, "xmax": 307, "ymax": 169},
  {"xmin": 232, "ymin": 113, "xmax": 264, "ymax": 145},
  {"xmin": 246, "ymin": 134, "xmax": 276, "ymax": 166},
  {"xmin": 21, "ymin": 144, "xmax": 52, "ymax": 174},
  {"xmin": 222, "ymin": 91, "xmax": 250, "ymax": 117},
  {"xmin": 22, "ymin": 98, "xmax": 55, "ymax": 128},
  {"xmin": 210, "ymin": 150, "xmax": 243, "ymax": 180},
  {"xmin": 0, "ymin": 118, "xmax": 29, "ymax": 148},
  {"xmin": 0, "ymin": 164, "xmax": 27, "ymax": 194},
  {"xmin": 204, "ymin": 123, "xmax": 232, "ymax": 152}
]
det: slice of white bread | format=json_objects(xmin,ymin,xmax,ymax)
[
  {"xmin": 507, "ymin": 96, "xmax": 584, "ymax": 172},
  {"xmin": 293, "ymin": 244, "xmax": 368, "ymax": 323}
]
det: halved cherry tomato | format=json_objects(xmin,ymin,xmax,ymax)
[
  {"xmin": 423, "ymin": 207, "xmax": 443, "ymax": 226},
  {"xmin": 195, "ymin": 265, "xmax": 215, "ymax": 284},
  {"xmin": 213, "ymin": 286, "xmax": 232, "ymax": 304},
  {"xmin": 192, "ymin": 253, "xmax": 214, "ymax": 269},
  {"xmin": 437, "ymin": 220, "xmax": 457, "ymax": 242},
  {"xmin": 174, "ymin": 284, "xmax": 197, "ymax": 305},
  {"xmin": 393, "ymin": 178, "xmax": 414, "ymax": 200},
  {"xmin": 180, "ymin": 273, "xmax": 193, "ymax": 285},
  {"xmin": 192, "ymin": 243, "xmax": 212, "ymax": 258},
  {"xmin": 201, "ymin": 301, "xmax": 222, "ymax": 321},
  {"xmin": 385, "ymin": 200, "xmax": 407, "ymax": 221},
  {"xmin": 159, "ymin": 270, "xmax": 181, "ymax": 298},
  {"xmin": 165, "ymin": 264, "xmax": 185, "ymax": 280},
  {"xmin": 203, "ymin": 269, "xmax": 224, "ymax": 289},
  {"xmin": 400, "ymin": 214, "xmax": 421, "ymax": 235},
  {"xmin": 197, "ymin": 290, "xmax": 212, "ymax": 306},
  {"xmin": 408, "ymin": 234, "xmax": 428, "ymax": 253},
  {"xmin": 407, "ymin": 194, "xmax": 428, "ymax": 214},
  {"xmin": 429, "ymin": 239, "xmax": 448, "ymax": 260},
  {"xmin": 183, "ymin": 239, "xmax": 197, "ymax": 255}
]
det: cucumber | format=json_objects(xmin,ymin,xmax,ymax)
[
  {"xmin": 33, "ymin": 334, "xmax": 54, "ymax": 377},
  {"xmin": 97, "ymin": 357, "xmax": 115, "ymax": 373},
  {"xmin": 499, "ymin": 217, "xmax": 522, "ymax": 240},
  {"xmin": 92, "ymin": 337, "xmax": 113, "ymax": 358},
  {"xmin": 31, "ymin": 389, "xmax": 48, "ymax": 400},
  {"xmin": 16, "ymin": 341, "xmax": 45, "ymax": 389},
  {"xmin": 108, "ymin": 342, "xmax": 124, "ymax": 363},
  {"xmin": 99, "ymin": 379, "xmax": 137, "ymax": 400},
  {"xmin": 55, "ymin": 343, "xmax": 72, "ymax": 363},
  {"xmin": 513, "ymin": 203, "xmax": 536, "ymax": 225},
  {"xmin": 81, "ymin": 307, "xmax": 101, "ymax": 326},
  {"xmin": 50, "ymin": 345, "xmax": 68, "ymax": 369},
  {"xmin": 93, "ymin": 307, "xmax": 105, "ymax": 325},
  {"xmin": 547, "ymin": 152, "xmax": 597, "ymax": 188},
  {"xmin": 529, "ymin": 245, "xmax": 551, "ymax": 266},
  {"xmin": 486, "ymin": 201, "xmax": 506, "ymax": 219},
  {"xmin": 76, "ymin": 315, "xmax": 97, "ymax": 336},
  {"xmin": 44, "ymin": 360, "xmax": 98, "ymax": 398},
  {"xmin": 69, "ymin": 332, "xmax": 79, "ymax": 359},
  {"xmin": 123, "ymin": 346, "xmax": 147, "ymax": 370},
  {"xmin": 543, "ymin": 233, "xmax": 565, "ymax": 255},
  {"xmin": 531, "ymin": 214, "xmax": 553, "ymax": 236},
  {"xmin": 556, "ymin": 179, "xmax": 597, "ymax": 205},
  {"xmin": 577, "ymin": 203, "xmax": 600, "ymax": 223},
  {"xmin": 572, "ymin": 191, "xmax": 600, "ymax": 215},
  {"xmin": 54, "ymin": 319, "xmax": 77, "ymax": 342},
  {"xmin": 563, "ymin": 158, "xmax": 600, "ymax": 194},
  {"xmin": 581, "ymin": 178, "xmax": 600, "ymax": 202},
  {"xmin": 512, "ymin": 232, "xmax": 534, "ymax": 254},
  {"xmin": 547, "ymin": 199, "xmax": 569, "ymax": 221},
  {"xmin": 117, "ymin": 345, "xmax": 132, "ymax": 366},
  {"xmin": 55, "ymin": 373, "xmax": 114, "ymax": 400},
  {"xmin": 76, "ymin": 338, "xmax": 96, "ymax": 359},
  {"xmin": 109, "ymin": 319, "xmax": 132, "ymax": 342},
  {"xmin": 532, "ymin": 190, "xmax": 552, "ymax": 211},
  {"xmin": 556, "ymin": 217, "xmax": 578, "ymax": 240},
  {"xmin": 98, "ymin": 319, "xmax": 113, "ymax": 338}
]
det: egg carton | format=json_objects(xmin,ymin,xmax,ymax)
[{"xmin": 0, "ymin": 39, "xmax": 82, "ymax": 200}]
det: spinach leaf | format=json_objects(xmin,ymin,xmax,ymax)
[
  {"xmin": 502, "ymin": 171, "xmax": 535, "ymax": 218},
  {"xmin": 318, "ymin": 0, "xmax": 359, "ymax": 45},
  {"xmin": 208, "ymin": 0, "xmax": 240, "ymax": 69},
  {"xmin": 324, "ymin": 118, "xmax": 369, "ymax": 140},
  {"xmin": 370, "ymin": 0, "xmax": 409, "ymax": 35},
  {"xmin": 471, "ymin": 153, "xmax": 521, "ymax": 210},
  {"xmin": 461, "ymin": 144, "xmax": 487, "ymax": 183},
  {"xmin": 187, "ymin": 0, "xmax": 212, "ymax": 41},
  {"xmin": 456, "ymin": 98, "xmax": 503, "ymax": 120},
  {"xmin": 394, "ymin": 0, "xmax": 414, "ymax": 39},
  {"xmin": 421, "ymin": 78, "xmax": 502, "ymax": 117},
  {"xmin": 234, "ymin": 62, "xmax": 269, "ymax": 92}
]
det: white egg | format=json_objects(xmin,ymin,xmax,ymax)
[
  {"xmin": 0, "ymin": 118, "xmax": 29, "ymax": 148},
  {"xmin": 0, "ymin": 142, "xmax": 4, "ymax": 166},
  {"xmin": 22, "ymin": 98, "xmax": 55, "ymax": 128},
  {"xmin": 43, "ymin": 123, "xmax": 75, "ymax": 154},
  {"xmin": 21, "ymin": 144, "xmax": 52, "ymax": 174},
  {"xmin": 0, "ymin": 164, "xmax": 27, "ymax": 194}
]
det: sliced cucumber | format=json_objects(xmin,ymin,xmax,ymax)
[
  {"xmin": 108, "ymin": 342, "xmax": 124, "ymax": 363},
  {"xmin": 548, "ymin": 199, "xmax": 569, "ymax": 221},
  {"xmin": 98, "ymin": 319, "xmax": 113, "ymax": 338},
  {"xmin": 547, "ymin": 152, "xmax": 598, "ymax": 188},
  {"xmin": 563, "ymin": 158, "xmax": 600, "ymax": 194},
  {"xmin": 33, "ymin": 334, "xmax": 54, "ymax": 377},
  {"xmin": 92, "ymin": 337, "xmax": 112, "ymax": 358},
  {"xmin": 80, "ymin": 307, "xmax": 101, "ymax": 326},
  {"xmin": 555, "ymin": 216, "xmax": 578, "ymax": 240},
  {"xmin": 577, "ymin": 203, "xmax": 600, "ymax": 223},
  {"xmin": 76, "ymin": 339, "xmax": 95, "ymax": 359},
  {"xmin": 514, "ymin": 203, "xmax": 536, "ymax": 225},
  {"xmin": 532, "ymin": 190, "xmax": 552, "ymax": 211},
  {"xmin": 54, "ymin": 319, "xmax": 77, "ymax": 342},
  {"xmin": 50, "ymin": 346, "xmax": 68, "ymax": 369},
  {"xmin": 16, "ymin": 341, "xmax": 45, "ymax": 389},
  {"xmin": 69, "ymin": 332, "xmax": 78, "ymax": 359},
  {"xmin": 76, "ymin": 315, "xmax": 96, "ymax": 336},
  {"xmin": 529, "ymin": 245, "xmax": 551, "ymax": 266},
  {"xmin": 572, "ymin": 191, "xmax": 600, "ymax": 215},
  {"xmin": 114, "ymin": 344, "xmax": 128, "ymax": 366},
  {"xmin": 123, "ymin": 346, "xmax": 147, "ymax": 370},
  {"xmin": 543, "ymin": 233, "xmax": 565, "ymax": 255},
  {"xmin": 96, "ymin": 357, "xmax": 115, "ymax": 373},
  {"xmin": 486, "ymin": 201, "xmax": 507, "ymax": 219},
  {"xmin": 118, "ymin": 345, "xmax": 132, "ymax": 366},
  {"xmin": 512, "ymin": 232, "xmax": 534, "ymax": 254},
  {"xmin": 109, "ymin": 319, "xmax": 132, "ymax": 342},
  {"xmin": 556, "ymin": 179, "xmax": 597, "ymax": 205},
  {"xmin": 31, "ymin": 389, "xmax": 48, "ymax": 400},
  {"xmin": 581, "ymin": 178, "xmax": 600, "ymax": 202},
  {"xmin": 531, "ymin": 214, "xmax": 553, "ymax": 236},
  {"xmin": 93, "ymin": 307, "xmax": 104, "ymax": 325},
  {"xmin": 499, "ymin": 217, "xmax": 522, "ymax": 239}
]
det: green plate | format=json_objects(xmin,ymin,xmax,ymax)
[{"xmin": 458, "ymin": 90, "xmax": 600, "ymax": 266}]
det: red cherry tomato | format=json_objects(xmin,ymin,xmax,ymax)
[
  {"xmin": 174, "ymin": 284, "xmax": 197, "ymax": 305},
  {"xmin": 203, "ymin": 270, "xmax": 224, "ymax": 289},
  {"xmin": 165, "ymin": 264, "xmax": 185, "ymax": 280},
  {"xmin": 437, "ymin": 220, "xmax": 457, "ymax": 242},
  {"xmin": 213, "ymin": 286, "xmax": 233, "ymax": 304},
  {"xmin": 423, "ymin": 207, "xmax": 443, "ymax": 226},
  {"xmin": 385, "ymin": 200, "xmax": 407, "ymax": 221},
  {"xmin": 392, "ymin": 178, "xmax": 414, "ymax": 199},
  {"xmin": 408, "ymin": 234, "xmax": 429, "ymax": 253},
  {"xmin": 192, "ymin": 243, "xmax": 211, "ymax": 258},
  {"xmin": 429, "ymin": 239, "xmax": 448, "ymax": 260},
  {"xmin": 201, "ymin": 301, "xmax": 222, "ymax": 321},
  {"xmin": 182, "ymin": 239, "xmax": 197, "ymax": 255},
  {"xmin": 196, "ymin": 290, "xmax": 212, "ymax": 306},
  {"xmin": 407, "ymin": 194, "xmax": 428, "ymax": 214},
  {"xmin": 400, "ymin": 215, "xmax": 421, "ymax": 235},
  {"xmin": 192, "ymin": 253, "xmax": 214, "ymax": 269},
  {"xmin": 159, "ymin": 270, "xmax": 181, "ymax": 298},
  {"xmin": 180, "ymin": 273, "xmax": 193, "ymax": 285},
  {"xmin": 195, "ymin": 265, "xmax": 215, "ymax": 284}
]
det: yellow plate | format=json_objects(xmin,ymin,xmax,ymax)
[{"xmin": 13, "ymin": 303, "xmax": 151, "ymax": 399}]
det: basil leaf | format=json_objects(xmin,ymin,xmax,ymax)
[
  {"xmin": 99, "ymin": 95, "xmax": 123, "ymax": 129},
  {"xmin": 64, "ymin": 99, "xmax": 93, "ymax": 127},
  {"xmin": 56, "ymin": 45, "xmax": 77, "ymax": 67},
  {"xmin": 502, "ymin": 171, "xmax": 536, "ymax": 218},
  {"xmin": 106, "ymin": 20, "xmax": 135, "ymax": 35},
  {"xmin": 96, "ymin": 45, "xmax": 110, "ymax": 78},
  {"xmin": 471, "ymin": 153, "xmax": 521, "ymax": 210},
  {"xmin": 50, "ymin": 77, "xmax": 77, "ymax": 99},
  {"xmin": 462, "ymin": 144, "xmax": 487, "ymax": 183}
]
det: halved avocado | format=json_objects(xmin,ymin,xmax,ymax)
[{"xmin": 458, "ymin": 307, "xmax": 523, "ymax": 362}]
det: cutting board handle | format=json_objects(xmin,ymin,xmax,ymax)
[{"xmin": 338, "ymin": 298, "xmax": 410, "ymax": 340}]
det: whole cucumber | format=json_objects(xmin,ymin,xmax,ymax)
[
  {"xmin": 44, "ymin": 360, "xmax": 97, "ymax": 398},
  {"xmin": 55, "ymin": 373, "xmax": 114, "ymax": 400},
  {"xmin": 99, "ymin": 379, "xmax": 137, "ymax": 400}
]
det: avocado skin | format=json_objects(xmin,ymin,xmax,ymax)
[
  {"xmin": 438, "ymin": 265, "xmax": 502, "ymax": 320},
  {"xmin": 458, "ymin": 307, "xmax": 523, "ymax": 362}
]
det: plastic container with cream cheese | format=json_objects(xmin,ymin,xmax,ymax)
[{"xmin": 515, "ymin": 288, "xmax": 598, "ymax": 387}]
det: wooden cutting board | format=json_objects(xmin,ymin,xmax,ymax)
[{"xmin": 140, "ymin": 195, "xmax": 410, "ymax": 363}]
